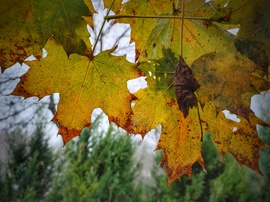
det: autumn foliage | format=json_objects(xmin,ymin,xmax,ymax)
[{"xmin": 1, "ymin": 0, "xmax": 270, "ymax": 184}]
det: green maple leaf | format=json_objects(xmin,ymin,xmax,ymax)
[{"xmin": 0, "ymin": 0, "xmax": 92, "ymax": 70}]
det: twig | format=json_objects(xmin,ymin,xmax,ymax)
[
  {"xmin": 92, "ymin": 0, "xmax": 116, "ymax": 55},
  {"xmin": 180, "ymin": 0, "xmax": 184, "ymax": 57},
  {"xmin": 104, "ymin": 15, "xmax": 210, "ymax": 21},
  {"xmin": 197, "ymin": 102, "xmax": 204, "ymax": 142}
]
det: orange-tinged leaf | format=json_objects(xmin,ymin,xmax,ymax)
[
  {"xmin": 12, "ymin": 37, "xmax": 139, "ymax": 144},
  {"xmin": 130, "ymin": 88, "xmax": 204, "ymax": 184},
  {"xmin": 130, "ymin": 47, "xmax": 269, "ymax": 184},
  {"xmin": 202, "ymin": 102, "xmax": 268, "ymax": 174},
  {"xmin": 156, "ymin": 106, "xmax": 204, "ymax": 184},
  {"xmin": 127, "ymin": 51, "xmax": 204, "ymax": 184}
]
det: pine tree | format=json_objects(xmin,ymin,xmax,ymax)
[
  {"xmin": 46, "ymin": 115, "xmax": 144, "ymax": 202},
  {"xmin": 0, "ymin": 125, "xmax": 55, "ymax": 202}
]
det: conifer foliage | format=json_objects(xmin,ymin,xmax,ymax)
[
  {"xmin": 46, "ymin": 117, "xmax": 143, "ymax": 202},
  {"xmin": 0, "ymin": 116, "xmax": 270, "ymax": 201},
  {"xmin": 0, "ymin": 126, "xmax": 55, "ymax": 201}
]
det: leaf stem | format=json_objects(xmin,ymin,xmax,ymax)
[
  {"xmin": 104, "ymin": 15, "xmax": 210, "ymax": 21},
  {"xmin": 180, "ymin": 0, "xmax": 184, "ymax": 57},
  {"xmin": 197, "ymin": 102, "xmax": 204, "ymax": 142}
]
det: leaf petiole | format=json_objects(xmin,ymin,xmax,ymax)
[{"xmin": 104, "ymin": 15, "xmax": 210, "ymax": 21}]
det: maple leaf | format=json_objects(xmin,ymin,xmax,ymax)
[
  {"xmin": 127, "ymin": 50, "xmax": 203, "ymax": 183},
  {"xmin": 0, "ymin": 0, "xmax": 92, "ymax": 71},
  {"xmin": 133, "ymin": 89, "xmax": 204, "ymax": 185},
  {"xmin": 121, "ymin": 0, "xmax": 230, "ymax": 65},
  {"xmin": 2, "ymin": 0, "xmax": 270, "ymax": 186},
  {"xmin": 118, "ymin": 0, "xmax": 173, "ymax": 60},
  {"xmin": 201, "ymin": 102, "xmax": 268, "ymax": 175},
  {"xmin": 129, "ymin": 49, "xmax": 269, "ymax": 184},
  {"xmin": 212, "ymin": 0, "xmax": 270, "ymax": 72},
  {"xmin": 191, "ymin": 51, "xmax": 270, "ymax": 119},
  {"xmin": 12, "ymin": 37, "xmax": 139, "ymax": 144}
]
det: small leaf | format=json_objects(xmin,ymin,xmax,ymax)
[
  {"xmin": 212, "ymin": 0, "xmax": 270, "ymax": 62},
  {"xmin": 103, "ymin": 0, "xmax": 123, "ymax": 14}
]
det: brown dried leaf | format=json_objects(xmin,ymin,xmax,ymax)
[{"xmin": 174, "ymin": 56, "xmax": 200, "ymax": 117}]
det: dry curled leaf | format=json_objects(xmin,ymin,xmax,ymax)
[{"xmin": 174, "ymin": 56, "xmax": 200, "ymax": 117}]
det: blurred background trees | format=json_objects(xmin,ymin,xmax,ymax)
[
  {"xmin": 1, "ymin": 112, "xmax": 270, "ymax": 202},
  {"xmin": 45, "ymin": 115, "xmax": 143, "ymax": 202},
  {"xmin": 0, "ymin": 123, "xmax": 55, "ymax": 201}
]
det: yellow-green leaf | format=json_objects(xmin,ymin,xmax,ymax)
[
  {"xmin": 0, "ymin": 0, "xmax": 92, "ymax": 70},
  {"xmin": 191, "ymin": 51, "xmax": 270, "ymax": 119},
  {"xmin": 211, "ymin": 0, "xmax": 270, "ymax": 67},
  {"xmin": 104, "ymin": 0, "xmax": 123, "ymax": 14},
  {"xmin": 119, "ymin": 0, "xmax": 173, "ymax": 60},
  {"xmin": 12, "ymin": 37, "xmax": 139, "ymax": 144}
]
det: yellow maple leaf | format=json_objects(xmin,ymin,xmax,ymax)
[
  {"xmin": 130, "ymin": 87, "xmax": 204, "ymax": 184},
  {"xmin": 12, "ymin": 37, "xmax": 139, "ymax": 144},
  {"xmin": 129, "ymin": 47, "xmax": 269, "ymax": 184}
]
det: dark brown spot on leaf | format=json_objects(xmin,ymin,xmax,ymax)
[{"xmin": 202, "ymin": 21, "xmax": 211, "ymax": 28}]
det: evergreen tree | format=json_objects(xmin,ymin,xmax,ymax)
[
  {"xmin": 145, "ymin": 150, "xmax": 206, "ymax": 202},
  {"xmin": 145, "ymin": 132, "xmax": 270, "ymax": 202},
  {"xmin": 0, "ymin": 125, "xmax": 55, "ymax": 202},
  {"xmin": 46, "ymin": 115, "xmax": 144, "ymax": 202},
  {"xmin": 1, "ymin": 114, "xmax": 269, "ymax": 202}
]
